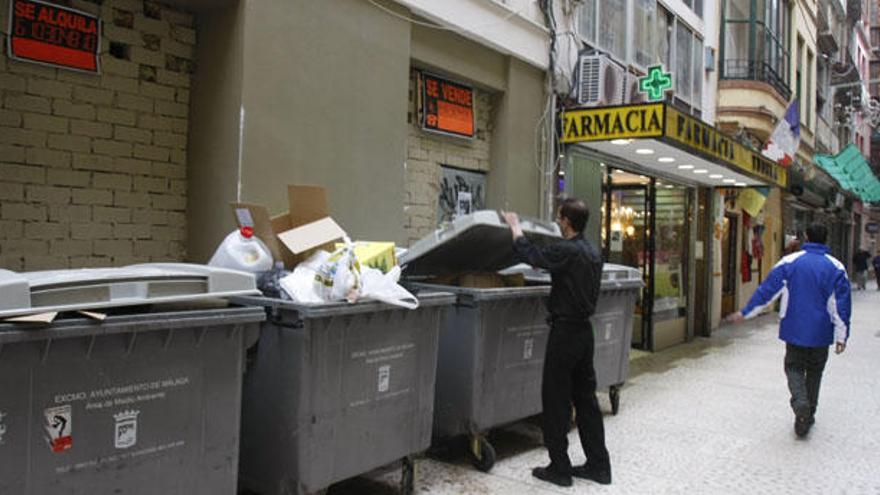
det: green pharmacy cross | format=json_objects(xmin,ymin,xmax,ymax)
[{"xmin": 639, "ymin": 65, "xmax": 673, "ymax": 102}]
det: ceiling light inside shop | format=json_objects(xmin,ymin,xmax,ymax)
[
  {"xmin": 665, "ymin": 185, "xmax": 674, "ymax": 189},
  {"xmin": 658, "ymin": 157, "xmax": 675, "ymax": 163},
  {"xmin": 735, "ymin": 182, "xmax": 747, "ymax": 187},
  {"xmin": 635, "ymin": 148, "xmax": 655, "ymax": 155},
  {"xmin": 693, "ymin": 169, "xmax": 708, "ymax": 174},
  {"xmin": 709, "ymin": 174, "xmax": 723, "ymax": 179},
  {"xmin": 723, "ymin": 179, "xmax": 736, "ymax": 183},
  {"xmin": 611, "ymin": 139, "xmax": 631, "ymax": 145},
  {"xmin": 677, "ymin": 164, "xmax": 694, "ymax": 170}
]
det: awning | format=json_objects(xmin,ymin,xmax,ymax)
[
  {"xmin": 561, "ymin": 103, "xmax": 788, "ymax": 188},
  {"xmin": 814, "ymin": 144, "xmax": 880, "ymax": 202}
]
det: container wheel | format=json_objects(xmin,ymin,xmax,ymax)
[
  {"xmin": 609, "ymin": 385, "xmax": 621, "ymax": 415},
  {"xmin": 400, "ymin": 456, "xmax": 415, "ymax": 495},
  {"xmin": 469, "ymin": 435, "xmax": 496, "ymax": 472}
]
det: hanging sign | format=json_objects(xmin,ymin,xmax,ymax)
[
  {"xmin": 421, "ymin": 73, "xmax": 475, "ymax": 139},
  {"xmin": 561, "ymin": 103, "xmax": 788, "ymax": 188},
  {"xmin": 638, "ymin": 65, "xmax": 673, "ymax": 102},
  {"xmin": 561, "ymin": 103, "xmax": 665, "ymax": 142},
  {"xmin": 7, "ymin": 0, "xmax": 101, "ymax": 73}
]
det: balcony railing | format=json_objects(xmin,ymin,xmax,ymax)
[{"xmin": 722, "ymin": 59, "xmax": 792, "ymax": 101}]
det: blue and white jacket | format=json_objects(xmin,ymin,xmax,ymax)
[{"xmin": 740, "ymin": 242, "xmax": 851, "ymax": 347}]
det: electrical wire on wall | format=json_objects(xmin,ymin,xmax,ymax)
[{"xmin": 538, "ymin": 0, "xmax": 580, "ymax": 220}]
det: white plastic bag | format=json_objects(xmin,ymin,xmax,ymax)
[
  {"xmin": 279, "ymin": 251, "xmax": 328, "ymax": 304},
  {"xmin": 314, "ymin": 241, "xmax": 362, "ymax": 303},
  {"xmin": 278, "ymin": 242, "xmax": 418, "ymax": 309},
  {"xmin": 360, "ymin": 265, "xmax": 419, "ymax": 309}
]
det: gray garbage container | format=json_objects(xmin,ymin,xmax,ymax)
[
  {"xmin": 515, "ymin": 263, "xmax": 643, "ymax": 415},
  {"xmin": 400, "ymin": 210, "xmax": 560, "ymax": 472},
  {"xmin": 401, "ymin": 212, "xmax": 644, "ymax": 472},
  {"xmin": 0, "ymin": 305, "xmax": 265, "ymax": 495},
  {"xmin": 590, "ymin": 264, "xmax": 643, "ymax": 414},
  {"xmin": 235, "ymin": 293, "xmax": 454, "ymax": 495},
  {"xmin": 406, "ymin": 282, "xmax": 551, "ymax": 472}
]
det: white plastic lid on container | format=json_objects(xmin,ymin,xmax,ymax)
[{"xmin": 0, "ymin": 263, "xmax": 260, "ymax": 319}]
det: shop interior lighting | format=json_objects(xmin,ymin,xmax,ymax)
[
  {"xmin": 723, "ymin": 179, "xmax": 736, "ymax": 183},
  {"xmin": 677, "ymin": 164, "xmax": 694, "ymax": 169},
  {"xmin": 635, "ymin": 148, "xmax": 655, "ymax": 155},
  {"xmin": 709, "ymin": 174, "xmax": 724, "ymax": 179},
  {"xmin": 611, "ymin": 139, "xmax": 631, "ymax": 145},
  {"xmin": 693, "ymin": 169, "xmax": 708, "ymax": 174},
  {"xmin": 658, "ymin": 157, "xmax": 675, "ymax": 163},
  {"xmin": 735, "ymin": 182, "xmax": 747, "ymax": 187}
]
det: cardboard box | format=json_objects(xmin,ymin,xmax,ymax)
[
  {"xmin": 231, "ymin": 185, "xmax": 346, "ymax": 268},
  {"xmin": 458, "ymin": 273, "xmax": 505, "ymax": 288},
  {"xmin": 335, "ymin": 242, "xmax": 397, "ymax": 273},
  {"xmin": 427, "ymin": 272, "xmax": 525, "ymax": 288}
]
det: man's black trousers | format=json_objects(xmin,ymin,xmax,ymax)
[
  {"xmin": 784, "ymin": 343, "xmax": 829, "ymax": 416},
  {"xmin": 541, "ymin": 320, "xmax": 610, "ymax": 472}
]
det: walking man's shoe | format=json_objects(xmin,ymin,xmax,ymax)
[
  {"xmin": 572, "ymin": 464, "xmax": 612, "ymax": 485},
  {"xmin": 794, "ymin": 411, "xmax": 812, "ymax": 438},
  {"xmin": 532, "ymin": 466, "xmax": 573, "ymax": 487}
]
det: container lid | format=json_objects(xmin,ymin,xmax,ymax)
[
  {"xmin": 400, "ymin": 210, "xmax": 561, "ymax": 277},
  {"xmin": 499, "ymin": 263, "xmax": 644, "ymax": 289},
  {"xmin": 0, "ymin": 263, "xmax": 260, "ymax": 319},
  {"xmin": 231, "ymin": 291, "xmax": 456, "ymax": 318}
]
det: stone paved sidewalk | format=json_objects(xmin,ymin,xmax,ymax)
[{"xmin": 330, "ymin": 285, "xmax": 880, "ymax": 494}]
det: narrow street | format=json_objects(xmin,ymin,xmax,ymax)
[{"xmin": 336, "ymin": 284, "xmax": 880, "ymax": 494}]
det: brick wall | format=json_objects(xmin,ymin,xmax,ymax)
[
  {"xmin": 0, "ymin": 0, "xmax": 194, "ymax": 271},
  {"xmin": 404, "ymin": 69, "xmax": 494, "ymax": 245}
]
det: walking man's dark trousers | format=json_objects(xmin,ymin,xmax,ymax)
[{"xmin": 784, "ymin": 343, "xmax": 829, "ymax": 417}]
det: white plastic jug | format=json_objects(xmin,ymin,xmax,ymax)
[{"xmin": 208, "ymin": 227, "xmax": 274, "ymax": 273}]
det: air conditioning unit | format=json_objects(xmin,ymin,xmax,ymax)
[
  {"xmin": 623, "ymin": 73, "xmax": 647, "ymax": 104},
  {"xmin": 578, "ymin": 55, "xmax": 625, "ymax": 106}
]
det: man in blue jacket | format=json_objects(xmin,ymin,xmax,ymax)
[{"xmin": 729, "ymin": 223, "xmax": 850, "ymax": 438}]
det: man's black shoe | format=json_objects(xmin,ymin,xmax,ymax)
[
  {"xmin": 532, "ymin": 466, "xmax": 573, "ymax": 487},
  {"xmin": 794, "ymin": 411, "xmax": 811, "ymax": 438},
  {"xmin": 572, "ymin": 464, "xmax": 612, "ymax": 485}
]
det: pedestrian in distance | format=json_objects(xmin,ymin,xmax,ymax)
[
  {"xmin": 872, "ymin": 252, "xmax": 880, "ymax": 291},
  {"xmin": 783, "ymin": 234, "xmax": 801, "ymax": 256},
  {"xmin": 502, "ymin": 199, "xmax": 611, "ymax": 488},
  {"xmin": 728, "ymin": 223, "xmax": 850, "ymax": 438},
  {"xmin": 852, "ymin": 248, "xmax": 871, "ymax": 290}
]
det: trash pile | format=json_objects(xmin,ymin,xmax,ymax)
[{"xmin": 208, "ymin": 184, "xmax": 418, "ymax": 309}]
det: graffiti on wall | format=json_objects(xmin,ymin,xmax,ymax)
[{"xmin": 437, "ymin": 166, "xmax": 486, "ymax": 224}]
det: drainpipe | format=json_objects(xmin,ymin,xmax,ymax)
[{"xmin": 539, "ymin": 0, "xmax": 558, "ymax": 221}]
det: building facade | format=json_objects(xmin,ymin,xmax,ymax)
[{"xmin": 0, "ymin": 0, "xmax": 555, "ymax": 267}]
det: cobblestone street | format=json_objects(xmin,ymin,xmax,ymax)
[{"xmin": 335, "ymin": 283, "xmax": 880, "ymax": 494}]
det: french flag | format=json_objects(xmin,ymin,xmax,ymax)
[{"xmin": 761, "ymin": 99, "xmax": 800, "ymax": 168}]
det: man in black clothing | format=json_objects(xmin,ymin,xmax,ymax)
[
  {"xmin": 873, "ymin": 252, "xmax": 880, "ymax": 290},
  {"xmin": 853, "ymin": 249, "xmax": 871, "ymax": 290},
  {"xmin": 502, "ymin": 199, "xmax": 611, "ymax": 488}
]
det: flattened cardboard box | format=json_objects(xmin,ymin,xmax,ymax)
[{"xmin": 231, "ymin": 185, "xmax": 346, "ymax": 268}]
